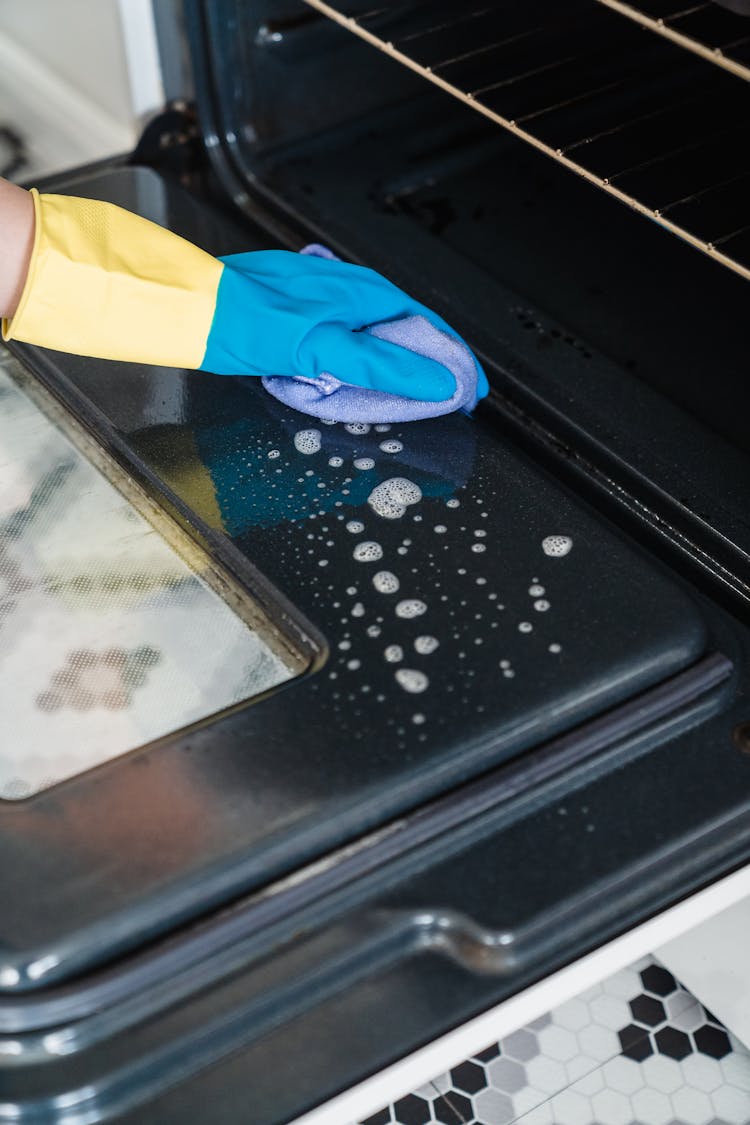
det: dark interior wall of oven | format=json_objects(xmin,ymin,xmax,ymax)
[
  {"xmin": 205, "ymin": 1, "xmax": 421, "ymax": 154},
  {"xmin": 203, "ymin": 1, "xmax": 750, "ymax": 461}
]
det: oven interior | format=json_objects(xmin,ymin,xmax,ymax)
[{"xmin": 191, "ymin": 0, "xmax": 750, "ymax": 606}]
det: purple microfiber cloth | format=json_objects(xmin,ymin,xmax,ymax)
[{"xmin": 261, "ymin": 244, "xmax": 481, "ymax": 424}]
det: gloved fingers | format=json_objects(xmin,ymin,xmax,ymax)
[
  {"xmin": 307, "ymin": 325, "xmax": 457, "ymax": 402},
  {"xmin": 389, "ymin": 300, "xmax": 491, "ymax": 401},
  {"xmin": 300, "ymin": 260, "xmax": 490, "ymax": 399},
  {"xmin": 222, "ymin": 251, "xmax": 442, "ymax": 330}
]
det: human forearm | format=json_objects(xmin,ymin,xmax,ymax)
[{"xmin": 0, "ymin": 177, "xmax": 34, "ymax": 320}]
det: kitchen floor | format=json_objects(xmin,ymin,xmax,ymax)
[{"xmin": 355, "ymin": 956, "xmax": 750, "ymax": 1125}]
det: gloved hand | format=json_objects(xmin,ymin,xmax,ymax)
[
  {"xmin": 1, "ymin": 191, "xmax": 481, "ymax": 403},
  {"xmin": 207, "ymin": 251, "xmax": 488, "ymax": 402}
]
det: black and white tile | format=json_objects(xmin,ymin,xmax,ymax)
[{"xmin": 357, "ymin": 956, "xmax": 750, "ymax": 1125}]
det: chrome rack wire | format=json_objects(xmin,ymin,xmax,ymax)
[
  {"xmin": 594, "ymin": 1, "xmax": 750, "ymax": 83},
  {"xmin": 303, "ymin": 0, "xmax": 750, "ymax": 281}
]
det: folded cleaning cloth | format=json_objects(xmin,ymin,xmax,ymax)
[{"xmin": 261, "ymin": 244, "xmax": 484, "ymax": 424}]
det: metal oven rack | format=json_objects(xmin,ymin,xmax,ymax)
[
  {"xmin": 595, "ymin": 0, "xmax": 750, "ymax": 81},
  {"xmin": 303, "ymin": 1, "xmax": 750, "ymax": 280}
]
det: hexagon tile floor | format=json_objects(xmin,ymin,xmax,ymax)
[{"xmin": 355, "ymin": 956, "xmax": 750, "ymax": 1125}]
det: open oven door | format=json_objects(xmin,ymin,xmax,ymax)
[{"xmin": 1, "ymin": 2, "xmax": 750, "ymax": 1121}]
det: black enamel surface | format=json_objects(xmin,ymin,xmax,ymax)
[
  {"xmin": 4, "ymin": 660, "xmax": 750, "ymax": 1124},
  {"xmin": 1, "ymin": 167, "xmax": 710, "ymax": 991},
  {"xmin": 1, "ymin": 3, "xmax": 750, "ymax": 1116}
]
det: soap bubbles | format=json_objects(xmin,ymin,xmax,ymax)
[
  {"xmin": 353, "ymin": 541, "xmax": 383, "ymax": 562},
  {"xmin": 395, "ymin": 599, "xmax": 427, "ymax": 619},
  {"xmin": 542, "ymin": 535, "xmax": 573, "ymax": 557},
  {"xmin": 368, "ymin": 477, "xmax": 422, "ymax": 520},
  {"xmin": 373, "ymin": 571, "xmax": 400, "ymax": 594},
  {"xmin": 293, "ymin": 429, "xmax": 321, "ymax": 455},
  {"xmin": 395, "ymin": 668, "xmax": 429, "ymax": 693}
]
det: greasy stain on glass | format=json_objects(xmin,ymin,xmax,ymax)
[{"xmin": 0, "ymin": 352, "xmax": 309, "ymax": 800}]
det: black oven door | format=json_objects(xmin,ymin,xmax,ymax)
[{"xmin": 1, "ymin": 1, "xmax": 750, "ymax": 1119}]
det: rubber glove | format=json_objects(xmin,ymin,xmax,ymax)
[
  {"xmin": 206, "ymin": 251, "xmax": 489, "ymax": 401},
  {"xmin": 1, "ymin": 191, "xmax": 471, "ymax": 403}
]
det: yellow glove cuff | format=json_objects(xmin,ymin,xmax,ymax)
[{"xmin": 2, "ymin": 190, "xmax": 224, "ymax": 369}]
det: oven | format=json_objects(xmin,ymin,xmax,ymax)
[{"xmin": 2, "ymin": 2, "xmax": 750, "ymax": 1122}]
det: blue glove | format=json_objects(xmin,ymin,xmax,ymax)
[{"xmin": 200, "ymin": 250, "xmax": 483, "ymax": 402}]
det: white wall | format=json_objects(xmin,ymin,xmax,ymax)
[
  {"xmin": 0, "ymin": 0, "xmax": 133, "ymax": 122},
  {"xmin": 0, "ymin": 0, "xmax": 163, "ymax": 177}
]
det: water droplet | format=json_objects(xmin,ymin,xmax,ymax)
[
  {"xmin": 294, "ymin": 429, "xmax": 322, "ymax": 455},
  {"xmin": 351, "ymin": 602, "xmax": 365, "ymax": 617},
  {"xmin": 549, "ymin": 642, "xmax": 562, "ymax": 653},
  {"xmin": 347, "ymin": 659, "xmax": 361, "ymax": 671},
  {"xmin": 374, "ymin": 424, "xmax": 391, "ymax": 432},
  {"xmin": 395, "ymin": 668, "xmax": 429, "ymax": 693},
  {"xmin": 471, "ymin": 543, "xmax": 486, "ymax": 553},
  {"xmin": 473, "ymin": 529, "xmax": 487, "ymax": 538},
  {"xmin": 328, "ymin": 456, "xmax": 344, "ymax": 467},
  {"xmin": 384, "ymin": 645, "xmax": 403, "ymax": 663},
  {"xmin": 412, "ymin": 713, "xmax": 426, "ymax": 725},
  {"xmin": 518, "ymin": 621, "xmax": 533, "ymax": 633},
  {"xmin": 368, "ymin": 477, "xmax": 422, "ymax": 520},
  {"xmin": 367, "ymin": 624, "xmax": 381, "ymax": 638},
  {"xmin": 529, "ymin": 584, "xmax": 545, "ymax": 597},
  {"xmin": 338, "ymin": 640, "xmax": 351, "ymax": 651},
  {"xmin": 353, "ymin": 457, "xmax": 375, "ymax": 471},
  {"xmin": 268, "ymin": 449, "xmax": 280, "ymax": 459},
  {"xmin": 379, "ymin": 439, "xmax": 403, "ymax": 453},
  {"xmin": 542, "ymin": 535, "xmax": 573, "ymax": 557},
  {"xmin": 345, "ymin": 422, "xmax": 371, "ymax": 435},
  {"xmin": 414, "ymin": 635, "xmax": 439, "ymax": 655},
  {"xmin": 534, "ymin": 599, "xmax": 550, "ymax": 612},
  {"xmin": 353, "ymin": 541, "xmax": 383, "ymax": 562},
  {"xmin": 346, "ymin": 586, "xmax": 357, "ymax": 596},
  {"xmin": 447, "ymin": 498, "xmax": 460, "ymax": 508},
  {"xmin": 346, "ymin": 520, "xmax": 364, "ymax": 534},
  {"xmin": 434, "ymin": 525, "xmax": 447, "ymax": 534}
]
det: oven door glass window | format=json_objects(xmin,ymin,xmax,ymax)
[{"xmin": 0, "ymin": 353, "xmax": 305, "ymax": 799}]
